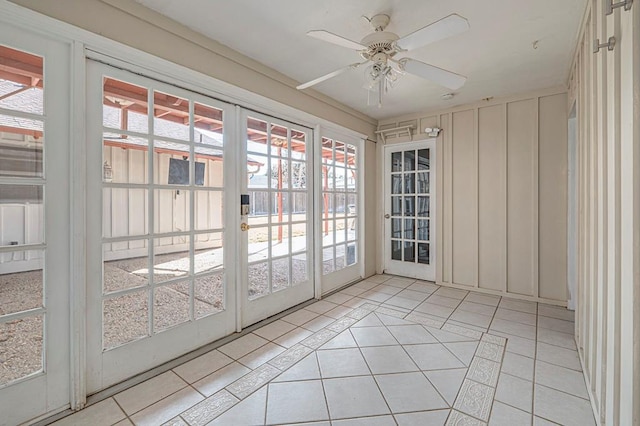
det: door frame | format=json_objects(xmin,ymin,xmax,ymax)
[{"xmin": 382, "ymin": 139, "xmax": 436, "ymax": 281}]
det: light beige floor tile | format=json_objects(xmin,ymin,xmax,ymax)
[
  {"xmin": 425, "ymin": 368, "xmax": 467, "ymax": 405},
  {"xmin": 407, "ymin": 282, "xmax": 439, "ymax": 294},
  {"xmin": 282, "ymin": 309, "xmax": 320, "ymax": 326},
  {"xmin": 237, "ymin": 341, "xmax": 286, "ymax": 369},
  {"xmin": 341, "ymin": 297, "xmax": 371, "ymax": 308},
  {"xmin": 350, "ymin": 326, "xmax": 398, "ymax": 346},
  {"xmin": 161, "ymin": 417, "xmax": 187, "ymax": 426},
  {"xmin": 444, "ymin": 341, "xmax": 479, "ymax": 365},
  {"xmin": 413, "ymin": 302, "xmax": 456, "ymax": 318},
  {"xmin": 266, "ymin": 380, "xmax": 329, "ymax": 424},
  {"xmin": 207, "ymin": 386, "xmax": 266, "ymax": 425},
  {"xmin": 173, "ymin": 350, "xmax": 233, "ymax": 384},
  {"xmin": 272, "ymin": 353, "xmax": 320, "ymax": 382},
  {"xmin": 498, "ymin": 298, "xmax": 537, "ymax": 314},
  {"xmin": 376, "ymin": 313, "xmax": 415, "ymax": 326},
  {"xmin": 114, "ymin": 371, "xmax": 188, "ymax": 415},
  {"xmin": 332, "ymin": 417, "xmax": 395, "ymax": 426},
  {"xmin": 319, "ymin": 329, "xmax": 358, "ymax": 349},
  {"xmin": 273, "ymin": 327, "xmax": 313, "ymax": 348},
  {"xmin": 498, "ymin": 297, "xmax": 538, "ymax": 314},
  {"xmin": 537, "ymin": 316, "xmax": 574, "ymax": 334},
  {"xmin": 535, "ymin": 360, "xmax": 589, "ymax": 399},
  {"xmin": 387, "ymin": 324, "xmax": 437, "ymax": 344},
  {"xmin": 52, "ymin": 398, "xmax": 126, "ymax": 426},
  {"xmin": 365, "ymin": 275, "xmax": 393, "ymax": 284},
  {"xmin": 305, "ymin": 300, "xmax": 338, "ymax": 314},
  {"xmin": 501, "ymin": 351, "xmax": 534, "ymax": 381},
  {"xmin": 489, "ymin": 401, "xmax": 532, "ymax": 426},
  {"xmin": 426, "ymin": 326, "xmax": 477, "ymax": 343},
  {"xmin": 361, "ymin": 345, "xmax": 419, "ymax": 374},
  {"xmin": 376, "ymin": 372, "xmax": 448, "ymax": 413},
  {"xmin": 406, "ymin": 312, "xmax": 445, "ymax": 328},
  {"xmin": 536, "ymin": 327, "xmax": 577, "ymax": 350},
  {"xmin": 489, "ymin": 331, "xmax": 536, "ymax": 358},
  {"xmin": 192, "ymin": 362, "xmax": 251, "ymax": 397},
  {"xmin": 495, "ymin": 373, "xmax": 533, "ymax": 413},
  {"xmin": 490, "ymin": 318, "xmax": 536, "ymax": 340},
  {"xmin": 534, "ymin": 385, "xmax": 595, "ymax": 426},
  {"xmin": 252, "ymin": 319, "xmax": 296, "ymax": 341},
  {"xmin": 396, "ymin": 289, "xmax": 431, "ymax": 301},
  {"xmin": 217, "ymin": 333, "xmax": 268, "ymax": 359},
  {"xmin": 114, "ymin": 419, "xmax": 134, "ymax": 426},
  {"xmin": 395, "ymin": 410, "xmax": 449, "ymax": 426},
  {"xmin": 324, "ymin": 305, "xmax": 353, "ymax": 319},
  {"xmin": 425, "ymin": 294, "xmax": 463, "ymax": 308},
  {"xmin": 533, "ymin": 416, "xmax": 558, "ymax": 425},
  {"xmin": 405, "ymin": 343, "xmax": 466, "ymax": 370},
  {"xmin": 131, "ymin": 387, "xmax": 204, "ymax": 426},
  {"xmin": 464, "ymin": 292, "xmax": 501, "ymax": 307},
  {"xmin": 433, "ymin": 287, "xmax": 469, "ymax": 300},
  {"xmin": 339, "ymin": 286, "xmax": 366, "ymax": 297},
  {"xmin": 323, "ymin": 376, "xmax": 390, "ymax": 419},
  {"xmin": 444, "ymin": 320, "xmax": 487, "ymax": 334},
  {"xmin": 536, "ymin": 342, "xmax": 581, "ymax": 370},
  {"xmin": 324, "ymin": 292, "xmax": 354, "ymax": 305},
  {"xmin": 457, "ymin": 301, "xmax": 498, "ymax": 316},
  {"xmin": 494, "ymin": 308, "xmax": 537, "ymax": 326},
  {"xmin": 300, "ymin": 315, "xmax": 334, "ymax": 332},
  {"xmin": 384, "ymin": 295, "xmax": 421, "ymax": 310},
  {"xmin": 267, "ymin": 343, "xmax": 313, "ymax": 370},
  {"xmin": 449, "ymin": 310, "xmax": 493, "ymax": 328},
  {"xmin": 359, "ymin": 289, "xmax": 394, "ymax": 303},
  {"xmin": 537, "ymin": 304, "xmax": 575, "ymax": 322},
  {"xmin": 352, "ymin": 313, "xmax": 384, "ymax": 327},
  {"xmin": 317, "ymin": 347, "xmax": 370, "ymax": 378}
]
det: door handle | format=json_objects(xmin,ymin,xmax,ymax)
[
  {"xmin": 384, "ymin": 214, "xmax": 390, "ymax": 219},
  {"xmin": 241, "ymin": 223, "xmax": 250, "ymax": 231}
]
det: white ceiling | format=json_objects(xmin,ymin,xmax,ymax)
[{"xmin": 135, "ymin": 0, "xmax": 587, "ymax": 120}]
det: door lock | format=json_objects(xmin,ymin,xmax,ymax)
[
  {"xmin": 241, "ymin": 223, "xmax": 250, "ymax": 231},
  {"xmin": 384, "ymin": 214, "xmax": 390, "ymax": 219}
]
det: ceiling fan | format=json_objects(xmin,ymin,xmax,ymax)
[{"xmin": 296, "ymin": 13, "xmax": 470, "ymax": 107}]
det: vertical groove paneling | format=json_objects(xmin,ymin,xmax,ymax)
[
  {"xmin": 477, "ymin": 105, "xmax": 506, "ymax": 291},
  {"xmin": 567, "ymin": 0, "xmax": 640, "ymax": 423},
  {"xmin": 451, "ymin": 110, "xmax": 477, "ymax": 287},
  {"xmin": 538, "ymin": 94, "xmax": 568, "ymax": 300},
  {"xmin": 507, "ymin": 99, "xmax": 536, "ymax": 296}
]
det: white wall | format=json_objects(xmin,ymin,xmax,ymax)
[
  {"xmin": 567, "ymin": 1, "xmax": 640, "ymax": 424},
  {"xmin": 378, "ymin": 88, "xmax": 569, "ymax": 304}
]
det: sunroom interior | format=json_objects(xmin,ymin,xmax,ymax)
[{"xmin": 0, "ymin": 0, "xmax": 638, "ymax": 425}]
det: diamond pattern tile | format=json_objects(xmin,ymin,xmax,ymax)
[{"xmin": 55, "ymin": 276, "xmax": 594, "ymax": 426}]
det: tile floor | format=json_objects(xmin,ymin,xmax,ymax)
[{"xmin": 52, "ymin": 275, "xmax": 595, "ymax": 426}]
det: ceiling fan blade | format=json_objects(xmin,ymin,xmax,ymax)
[
  {"xmin": 307, "ymin": 30, "xmax": 366, "ymax": 50},
  {"xmin": 296, "ymin": 62, "xmax": 364, "ymax": 90},
  {"xmin": 396, "ymin": 14, "xmax": 469, "ymax": 51},
  {"xmin": 401, "ymin": 58, "xmax": 467, "ymax": 90}
]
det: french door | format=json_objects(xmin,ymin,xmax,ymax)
[
  {"xmin": 384, "ymin": 140, "xmax": 436, "ymax": 281},
  {"xmin": 86, "ymin": 61, "xmax": 237, "ymax": 392},
  {"xmin": 0, "ymin": 27, "xmax": 71, "ymax": 425},
  {"xmin": 240, "ymin": 111, "xmax": 314, "ymax": 326}
]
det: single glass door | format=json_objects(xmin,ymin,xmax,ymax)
[
  {"xmin": 86, "ymin": 61, "xmax": 237, "ymax": 392},
  {"xmin": 0, "ymin": 29, "xmax": 71, "ymax": 424},
  {"xmin": 241, "ymin": 111, "xmax": 314, "ymax": 326},
  {"xmin": 384, "ymin": 140, "xmax": 436, "ymax": 281}
]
